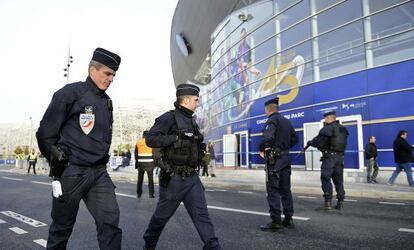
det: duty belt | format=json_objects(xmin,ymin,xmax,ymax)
[{"xmin": 172, "ymin": 165, "xmax": 197, "ymax": 178}]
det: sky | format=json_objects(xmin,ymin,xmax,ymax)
[{"xmin": 0, "ymin": 0, "xmax": 178, "ymax": 124}]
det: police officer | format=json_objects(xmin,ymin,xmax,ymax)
[
  {"xmin": 259, "ymin": 97, "xmax": 298, "ymax": 231},
  {"xmin": 142, "ymin": 83, "xmax": 221, "ymax": 250},
  {"xmin": 135, "ymin": 130, "xmax": 155, "ymax": 198},
  {"xmin": 36, "ymin": 48, "xmax": 122, "ymax": 249},
  {"xmin": 307, "ymin": 111, "xmax": 349, "ymax": 211}
]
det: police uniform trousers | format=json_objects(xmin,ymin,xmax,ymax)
[
  {"xmin": 143, "ymin": 174, "xmax": 220, "ymax": 250},
  {"xmin": 266, "ymin": 158, "xmax": 294, "ymax": 220},
  {"xmin": 320, "ymin": 153, "xmax": 346, "ymax": 202},
  {"xmin": 47, "ymin": 164, "xmax": 122, "ymax": 250}
]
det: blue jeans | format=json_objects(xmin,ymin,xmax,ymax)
[{"xmin": 388, "ymin": 163, "xmax": 414, "ymax": 186}]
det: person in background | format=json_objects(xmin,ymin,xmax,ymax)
[
  {"xmin": 27, "ymin": 149, "xmax": 38, "ymax": 175},
  {"xmin": 135, "ymin": 131, "xmax": 155, "ymax": 198},
  {"xmin": 208, "ymin": 141, "xmax": 217, "ymax": 178},
  {"xmin": 388, "ymin": 130, "xmax": 414, "ymax": 187},
  {"xmin": 365, "ymin": 136, "xmax": 379, "ymax": 183},
  {"xmin": 201, "ymin": 143, "xmax": 210, "ymax": 178}
]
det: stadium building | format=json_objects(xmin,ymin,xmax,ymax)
[{"xmin": 170, "ymin": 0, "xmax": 414, "ymax": 170}]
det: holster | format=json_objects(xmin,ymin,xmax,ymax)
[
  {"xmin": 159, "ymin": 169, "xmax": 171, "ymax": 188},
  {"xmin": 265, "ymin": 148, "xmax": 281, "ymax": 166},
  {"xmin": 157, "ymin": 153, "xmax": 172, "ymax": 187},
  {"xmin": 49, "ymin": 145, "xmax": 69, "ymax": 179},
  {"xmin": 320, "ymin": 151, "xmax": 329, "ymax": 161}
]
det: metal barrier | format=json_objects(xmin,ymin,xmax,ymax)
[{"xmin": 216, "ymin": 149, "xmax": 388, "ymax": 171}]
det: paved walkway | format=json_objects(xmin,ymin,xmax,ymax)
[{"xmin": 2, "ymin": 164, "xmax": 413, "ymax": 201}]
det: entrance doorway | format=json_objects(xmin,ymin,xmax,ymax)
[
  {"xmin": 222, "ymin": 131, "xmax": 249, "ymax": 168},
  {"xmin": 234, "ymin": 130, "xmax": 249, "ymax": 168}
]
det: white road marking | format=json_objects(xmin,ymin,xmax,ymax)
[
  {"xmin": 298, "ymin": 196, "xmax": 317, "ymax": 199},
  {"xmin": 112, "ymin": 191, "xmax": 311, "ymax": 221},
  {"xmin": 0, "ymin": 211, "xmax": 47, "ymax": 227},
  {"xmin": 205, "ymin": 189, "xmax": 227, "ymax": 192},
  {"xmin": 0, "ymin": 219, "xmax": 6, "ymax": 224},
  {"xmin": 115, "ymin": 192, "xmax": 137, "ymax": 198},
  {"xmin": 207, "ymin": 205, "xmax": 310, "ymax": 221},
  {"xmin": 344, "ymin": 199, "xmax": 358, "ymax": 202},
  {"xmin": 34, "ymin": 239, "xmax": 47, "ymax": 248},
  {"xmin": 238, "ymin": 191, "xmax": 253, "ymax": 194},
  {"xmin": 9, "ymin": 227, "xmax": 27, "ymax": 234},
  {"xmin": 31, "ymin": 181, "xmax": 52, "ymax": 186},
  {"xmin": 379, "ymin": 201, "xmax": 405, "ymax": 206},
  {"xmin": 398, "ymin": 228, "xmax": 414, "ymax": 233},
  {"xmin": 2, "ymin": 177, "xmax": 23, "ymax": 181}
]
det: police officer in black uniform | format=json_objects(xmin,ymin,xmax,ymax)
[
  {"xmin": 36, "ymin": 48, "xmax": 122, "ymax": 249},
  {"xmin": 259, "ymin": 97, "xmax": 298, "ymax": 231},
  {"xmin": 307, "ymin": 110, "xmax": 349, "ymax": 211},
  {"xmin": 142, "ymin": 83, "xmax": 221, "ymax": 250}
]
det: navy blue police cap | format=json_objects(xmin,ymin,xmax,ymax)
[
  {"xmin": 323, "ymin": 110, "xmax": 336, "ymax": 117},
  {"xmin": 264, "ymin": 97, "xmax": 279, "ymax": 106},
  {"xmin": 176, "ymin": 83, "xmax": 200, "ymax": 97},
  {"xmin": 92, "ymin": 48, "xmax": 121, "ymax": 71}
]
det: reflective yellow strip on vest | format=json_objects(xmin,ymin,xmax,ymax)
[{"xmin": 138, "ymin": 153, "xmax": 153, "ymax": 156}]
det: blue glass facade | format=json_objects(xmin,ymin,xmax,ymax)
[{"xmin": 196, "ymin": 0, "xmax": 414, "ymax": 169}]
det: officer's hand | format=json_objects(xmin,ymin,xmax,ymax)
[{"xmin": 259, "ymin": 151, "xmax": 265, "ymax": 158}]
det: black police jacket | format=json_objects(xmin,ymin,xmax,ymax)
[
  {"xmin": 393, "ymin": 137, "xmax": 414, "ymax": 163},
  {"xmin": 36, "ymin": 77, "xmax": 113, "ymax": 166},
  {"xmin": 365, "ymin": 142, "xmax": 378, "ymax": 160},
  {"xmin": 260, "ymin": 112, "xmax": 298, "ymax": 152},
  {"xmin": 146, "ymin": 102, "xmax": 203, "ymax": 167},
  {"xmin": 308, "ymin": 121, "xmax": 349, "ymax": 152}
]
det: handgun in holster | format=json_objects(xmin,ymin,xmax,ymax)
[
  {"xmin": 265, "ymin": 147, "xmax": 282, "ymax": 166},
  {"xmin": 49, "ymin": 145, "xmax": 69, "ymax": 179},
  {"xmin": 158, "ymin": 152, "xmax": 172, "ymax": 188},
  {"xmin": 320, "ymin": 151, "xmax": 329, "ymax": 161}
]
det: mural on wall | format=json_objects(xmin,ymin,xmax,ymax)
[{"xmin": 198, "ymin": 52, "xmax": 305, "ymax": 136}]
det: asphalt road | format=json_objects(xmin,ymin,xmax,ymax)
[{"xmin": 0, "ymin": 169, "xmax": 413, "ymax": 250}]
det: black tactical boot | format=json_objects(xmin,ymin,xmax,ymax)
[
  {"xmin": 282, "ymin": 216, "xmax": 295, "ymax": 229},
  {"xmin": 260, "ymin": 218, "xmax": 283, "ymax": 232},
  {"xmin": 335, "ymin": 200, "xmax": 343, "ymax": 210},
  {"xmin": 316, "ymin": 201, "xmax": 332, "ymax": 211}
]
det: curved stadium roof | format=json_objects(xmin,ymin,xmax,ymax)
[{"xmin": 170, "ymin": 0, "xmax": 238, "ymax": 86}]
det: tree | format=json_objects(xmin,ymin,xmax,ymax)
[
  {"xmin": 23, "ymin": 145, "xmax": 30, "ymax": 155},
  {"xmin": 14, "ymin": 146, "xmax": 23, "ymax": 155}
]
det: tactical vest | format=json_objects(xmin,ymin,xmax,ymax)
[
  {"xmin": 329, "ymin": 123, "xmax": 348, "ymax": 152},
  {"xmin": 163, "ymin": 109, "xmax": 203, "ymax": 167}
]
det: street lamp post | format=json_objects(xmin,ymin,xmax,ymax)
[
  {"xmin": 63, "ymin": 39, "xmax": 74, "ymax": 84},
  {"xmin": 29, "ymin": 117, "xmax": 33, "ymax": 149}
]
